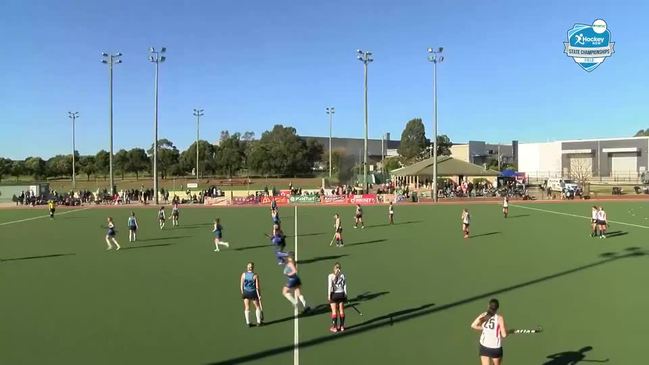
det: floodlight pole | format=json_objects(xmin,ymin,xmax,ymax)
[
  {"xmin": 150, "ymin": 47, "xmax": 166, "ymax": 205},
  {"xmin": 101, "ymin": 52, "xmax": 121, "ymax": 197},
  {"xmin": 357, "ymin": 50, "xmax": 373, "ymax": 192},
  {"xmin": 68, "ymin": 112, "xmax": 79, "ymax": 189},
  {"xmin": 193, "ymin": 109, "xmax": 204, "ymax": 182},
  {"xmin": 326, "ymin": 107, "xmax": 335, "ymax": 179},
  {"xmin": 428, "ymin": 47, "xmax": 444, "ymax": 202}
]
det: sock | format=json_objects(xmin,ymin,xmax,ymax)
[
  {"xmin": 114, "ymin": 240, "xmax": 120, "ymax": 249},
  {"xmin": 331, "ymin": 313, "xmax": 337, "ymax": 326},
  {"xmin": 283, "ymin": 293, "xmax": 297, "ymax": 305},
  {"xmin": 298, "ymin": 295, "xmax": 306, "ymax": 307},
  {"xmin": 244, "ymin": 310, "xmax": 250, "ymax": 324},
  {"xmin": 255, "ymin": 309, "xmax": 261, "ymax": 323},
  {"xmin": 339, "ymin": 313, "xmax": 345, "ymax": 328}
]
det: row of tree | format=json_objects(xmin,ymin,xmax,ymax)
[{"xmin": 0, "ymin": 125, "xmax": 324, "ymax": 182}]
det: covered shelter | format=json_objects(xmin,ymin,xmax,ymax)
[{"xmin": 390, "ymin": 156, "xmax": 500, "ymax": 187}]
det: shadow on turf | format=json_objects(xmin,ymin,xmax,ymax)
[
  {"xmin": 121, "ymin": 243, "xmax": 173, "ymax": 250},
  {"xmin": 507, "ymin": 214, "xmax": 530, "ymax": 219},
  {"xmin": 262, "ymin": 291, "xmax": 390, "ymax": 327},
  {"xmin": 1, "ymin": 253, "xmax": 76, "ymax": 262},
  {"xmin": 207, "ymin": 248, "xmax": 645, "ymax": 365},
  {"xmin": 603, "ymin": 231, "xmax": 627, "ymax": 238},
  {"xmin": 297, "ymin": 254, "xmax": 348, "ymax": 265},
  {"xmin": 139, "ymin": 235, "xmax": 190, "ymax": 242},
  {"xmin": 470, "ymin": 232, "xmax": 500, "ymax": 238},
  {"xmin": 543, "ymin": 346, "xmax": 609, "ymax": 364},
  {"xmin": 368, "ymin": 220, "xmax": 423, "ymax": 228},
  {"xmin": 235, "ymin": 244, "xmax": 270, "ymax": 251},
  {"xmin": 346, "ymin": 239, "xmax": 387, "ymax": 247}
]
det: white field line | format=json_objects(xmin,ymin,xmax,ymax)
[
  {"xmin": 294, "ymin": 205, "xmax": 299, "ymax": 365},
  {"xmin": 0, "ymin": 207, "xmax": 92, "ymax": 226},
  {"xmin": 512, "ymin": 204, "xmax": 649, "ymax": 229}
]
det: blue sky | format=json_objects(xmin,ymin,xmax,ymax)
[{"xmin": 1, "ymin": 0, "xmax": 648, "ymax": 159}]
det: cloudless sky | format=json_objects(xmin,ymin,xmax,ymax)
[{"xmin": 1, "ymin": 0, "xmax": 648, "ymax": 159}]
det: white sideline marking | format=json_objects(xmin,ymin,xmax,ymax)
[
  {"xmin": 0, "ymin": 207, "xmax": 92, "ymax": 226},
  {"xmin": 294, "ymin": 205, "xmax": 299, "ymax": 365},
  {"xmin": 512, "ymin": 204, "xmax": 649, "ymax": 229}
]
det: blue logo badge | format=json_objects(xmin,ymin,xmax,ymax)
[{"xmin": 564, "ymin": 19, "xmax": 615, "ymax": 72}]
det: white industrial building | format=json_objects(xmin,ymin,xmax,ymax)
[{"xmin": 518, "ymin": 137, "xmax": 648, "ymax": 182}]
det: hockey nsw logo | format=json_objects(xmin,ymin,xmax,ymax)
[{"xmin": 564, "ymin": 19, "xmax": 615, "ymax": 72}]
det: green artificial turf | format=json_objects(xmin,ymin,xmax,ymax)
[{"xmin": 0, "ymin": 201, "xmax": 646, "ymax": 364}]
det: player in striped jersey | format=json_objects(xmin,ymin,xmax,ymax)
[
  {"xmin": 240, "ymin": 262, "xmax": 263, "ymax": 327},
  {"xmin": 171, "ymin": 203, "xmax": 180, "ymax": 227},
  {"xmin": 388, "ymin": 202, "xmax": 394, "ymax": 224},
  {"xmin": 327, "ymin": 263, "xmax": 348, "ymax": 332},
  {"xmin": 471, "ymin": 298, "xmax": 507, "ymax": 365},
  {"xmin": 461, "ymin": 208, "xmax": 471, "ymax": 239},
  {"xmin": 502, "ymin": 197, "xmax": 509, "ymax": 219},
  {"xmin": 596, "ymin": 206, "xmax": 608, "ymax": 239},
  {"xmin": 127, "ymin": 212, "xmax": 138, "ymax": 242},
  {"xmin": 591, "ymin": 206, "xmax": 598, "ymax": 237},
  {"xmin": 158, "ymin": 207, "xmax": 166, "ymax": 229}
]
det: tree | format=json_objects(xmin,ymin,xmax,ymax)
[
  {"xmin": 436, "ymin": 134, "xmax": 453, "ymax": 156},
  {"xmin": 46, "ymin": 155, "xmax": 71, "ymax": 178},
  {"xmin": 180, "ymin": 140, "xmax": 217, "ymax": 177},
  {"xmin": 79, "ymin": 156, "xmax": 96, "ymax": 181},
  {"xmin": 569, "ymin": 157, "xmax": 592, "ymax": 192},
  {"xmin": 148, "ymin": 139, "xmax": 180, "ymax": 179},
  {"xmin": 247, "ymin": 124, "xmax": 323, "ymax": 176},
  {"xmin": 114, "ymin": 149, "xmax": 129, "ymax": 179},
  {"xmin": 398, "ymin": 118, "xmax": 427, "ymax": 160},
  {"xmin": 635, "ymin": 129, "xmax": 649, "ymax": 137},
  {"xmin": 383, "ymin": 157, "xmax": 402, "ymax": 172},
  {"xmin": 215, "ymin": 132, "xmax": 245, "ymax": 177},
  {"xmin": 25, "ymin": 157, "xmax": 46, "ymax": 179},
  {"xmin": 127, "ymin": 148, "xmax": 149, "ymax": 180},
  {"xmin": 11, "ymin": 160, "xmax": 25, "ymax": 182},
  {"xmin": 0, "ymin": 158, "xmax": 12, "ymax": 182},
  {"xmin": 95, "ymin": 150, "xmax": 110, "ymax": 179}
]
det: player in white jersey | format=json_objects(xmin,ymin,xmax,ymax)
[
  {"xmin": 471, "ymin": 298, "xmax": 507, "ymax": 365},
  {"xmin": 596, "ymin": 206, "xmax": 608, "ymax": 238},
  {"xmin": 590, "ymin": 206, "xmax": 598, "ymax": 237},
  {"xmin": 158, "ymin": 207, "xmax": 166, "ymax": 229},
  {"xmin": 388, "ymin": 202, "xmax": 395, "ymax": 225},
  {"xmin": 171, "ymin": 203, "xmax": 179, "ymax": 227},
  {"xmin": 327, "ymin": 262, "xmax": 348, "ymax": 332},
  {"xmin": 502, "ymin": 197, "xmax": 509, "ymax": 219},
  {"xmin": 461, "ymin": 208, "xmax": 471, "ymax": 239}
]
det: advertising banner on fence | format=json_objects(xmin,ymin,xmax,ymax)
[
  {"xmin": 203, "ymin": 197, "xmax": 229, "ymax": 206},
  {"xmin": 279, "ymin": 190, "xmax": 292, "ymax": 197},
  {"xmin": 377, "ymin": 194, "xmax": 394, "ymax": 203},
  {"xmin": 322, "ymin": 195, "xmax": 347, "ymax": 204},
  {"xmin": 349, "ymin": 194, "xmax": 378, "ymax": 204},
  {"xmin": 289, "ymin": 195, "xmax": 320, "ymax": 204},
  {"xmin": 231, "ymin": 196, "xmax": 259, "ymax": 205},
  {"xmin": 260, "ymin": 195, "xmax": 289, "ymax": 205}
]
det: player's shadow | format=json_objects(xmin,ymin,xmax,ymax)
[
  {"xmin": 140, "ymin": 235, "xmax": 190, "ymax": 242},
  {"xmin": 368, "ymin": 220, "xmax": 423, "ymax": 228},
  {"xmin": 604, "ymin": 230, "xmax": 627, "ymax": 238},
  {"xmin": 0, "ymin": 253, "xmax": 76, "ymax": 262},
  {"xmin": 298, "ymin": 254, "xmax": 348, "ymax": 265},
  {"xmin": 507, "ymin": 214, "xmax": 530, "ymax": 219},
  {"xmin": 235, "ymin": 244, "xmax": 269, "ymax": 251},
  {"xmin": 471, "ymin": 232, "xmax": 500, "ymax": 238},
  {"xmin": 543, "ymin": 346, "xmax": 609, "ymax": 364},
  {"xmin": 346, "ymin": 239, "xmax": 387, "ymax": 247},
  {"xmin": 121, "ymin": 243, "xmax": 173, "ymax": 250},
  {"xmin": 262, "ymin": 290, "xmax": 390, "ymax": 327},
  {"xmin": 207, "ymin": 248, "xmax": 644, "ymax": 365},
  {"xmin": 177, "ymin": 224, "xmax": 210, "ymax": 230},
  {"xmin": 287, "ymin": 232, "xmax": 326, "ymax": 237}
]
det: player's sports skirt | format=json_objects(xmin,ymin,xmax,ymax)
[
  {"xmin": 128, "ymin": 225, "xmax": 137, "ymax": 232},
  {"xmin": 159, "ymin": 217, "xmax": 165, "ymax": 222},
  {"xmin": 49, "ymin": 208, "xmax": 55, "ymax": 214},
  {"xmin": 597, "ymin": 220, "xmax": 606, "ymax": 225},
  {"xmin": 107, "ymin": 229, "xmax": 116, "ymax": 237},
  {"xmin": 286, "ymin": 275, "xmax": 301, "ymax": 289},
  {"xmin": 214, "ymin": 232, "xmax": 222, "ymax": 239},
  {"xmin": 336, "ymin": 227, "xmax": 343, "ymax": 233},
  {"xmin": 329, "ymin": 292, "xmax": 347, "ymax": 304},
  {"xmin": 355, "ymin": 214, "xmax": 362, "ymax": 219},
  {"xmin": 479, "ymin": 345, "xmax": 503, "ymax": 359},
  {"xmin": 242, "ymin": 291, "xmax": 259, "ymax": 300},
  {"xmin": 172, "ymin": 211, "xmax": 179, "ymax": 218}
]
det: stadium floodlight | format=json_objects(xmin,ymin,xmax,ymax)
[
  {"xmin": 68, "ymin": 112, "xmax": 79, "ymax": 189},
  {"xmin": 149, "ymin": 46, "xmax": 167, "ymax": 205},
  {"xmin": 326, "ymin": 107, "xmax": 335, "ymax": 179},
  {"xmin": 193, "ymin": 108, "xmax": 205, "ymax": 182},
  {"xmin": 356, "ymin": 50, "xmax": 373, "ymax": 192},
  {"xmin": 101, "ymin": 51, "xmax": 122, "ymax": 196},
  {"xmin": 427, "ymin": 46, "xmax": 444, "ymax": 202}
]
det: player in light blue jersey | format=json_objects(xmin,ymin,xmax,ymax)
[
  {"xmin": 127, "ymin": 212, "xmax": 138, "ymax": 242},
  {"xmin": 240, "ymin": 262, "xmax": 263, "ymax": 327}
]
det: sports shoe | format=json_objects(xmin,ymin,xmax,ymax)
[
  {"xmin": 247, "ymin": 323, "xmax": 253, "ymax": 328},
  {"xmin": 329, "ymin": 326, "xmax": 338, "ymax": 333},
  {"xmin": 338, "ymin": 326, "xmax": 345, "ymax": 332}
]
